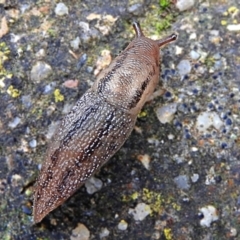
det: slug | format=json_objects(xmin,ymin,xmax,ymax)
[{"xmin": 33, "ymin": 22, "xmax": 177, "ymax": 223}]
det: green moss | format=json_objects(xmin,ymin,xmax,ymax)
[
  {"xmin": 155, "ymin": 14, "xmax": 174, "ymax": 32},
  {"xmin": 47, "ymin": 28, "xmax": 57, "ymax": 37},
  {"xmin": 141, "ymin": 3, "xmax": 177, "ymax": 36},
  {"xmin": 159, "ymin": 0, "xmax": 170, "ymax": 9}
]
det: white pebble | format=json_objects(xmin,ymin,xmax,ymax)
[
  {"xmin": 176, "ymin": 0, "xmax": 195, "ymax": 11},
  {"xmin": 191, "ymin": 147, "xmax": 198, "ymax": 152},
  {"xmin": 155, "ymin": 103, "xmax": 178, "ymax": 124},
  {"xmin": 85, "ymin": 176, "xmax": 103, "ymax": 194},
  {"xmin": 189, "ymin": 32, "xmax": 197, "ymax": 40},
  {"xmin": 227, "ymin": 24, "xmax": 240, "ymax": 31},
  {"xmin": 43, "ymin": 82, "xmax": 56, "ymax": 94},
  {"xmin": 55, "ymin": 3, "xmax": 69, "ymax": 16},
  {"xmin": 128, "ymin": 203, "xmax": 151, "ymax": 221},
  {"xmin": 210, "ymin": 30, "xmax": 219, "ymax": 36},
  {"xmin": 8, "ymin": 117, "xmax": 21, "ymax": 128},
  {"xmin": 229, "ymin": 227, "xmax": 237, "ymax": 237},
  {"xmin": 117, "ymin": 220, "xmax": 128, "ymax": 231},
  {"xmin": 70, "ymin": 223, "xmax": 90, "ymax": 240},
  {"xmin": 167, "ymin": 134, "xmax": 175, "ymax": 140},
  {"xmin": 30, "ymin": 61, "xmax": 52, "ymax": 83},
  {"xmin": 35, "ymin": 48, "xmax": 46, "ymax": 58},
  {"xmin": 79, "ymin": 21, "xmax": 90, "ymax": 32},
  {"xmin": 70, "ymin": 37, "xmax": 81, "ymax": 50},
  {"xmin": 99, "ymin": 228, "xmax": 110, "ymax": 239},
  {"xmin": 189, "ymin": 50, "xmax": 200, "ymax": 60},
  {"xmin": 175, "ymin": 45, "xmax": 183, "ymax": 55},
  {"xmin": 191, "ymin": 173, "xmax": 199, "ymax": 183},
  {"xmin": 29, "ymin": 139, "xmax": 37, "ymax": 148},
  {"xmin": 195, "ymin": 112, "xmax": 224, "ymax": 133},
  {"xmin": 177, "ymin": 59, "xmax": 192, "ymax": 76},
  {"xmin": 199, "ymin": 205, "xmax": 219, "ymax": 227},
  {"xmin": 174, "ymin": 175, "xmax": 190, "ymax": 190},
  {"xmin": 137, "ymin": 154, "xmax": 150, "ymax": 170}
]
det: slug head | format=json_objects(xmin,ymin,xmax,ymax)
[{"xmin": 93, "ymin": 22, "xmax": 177, "ymax": 115}]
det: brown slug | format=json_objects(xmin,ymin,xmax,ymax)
[{"xmin": 33, "ymin": 22, "xmax": 177, "ymax": 223}]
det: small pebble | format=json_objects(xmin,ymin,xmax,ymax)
[
  {"xmin": 128, "ymin": 3, "xmax": 143, "ymax": 15},
  {"xmin": 177, "ymin": 59, "xmax": 192, "ymax": 76},
  {"xmin": 99, "ymin": 228, "xmax": 110, "ymax": 239},
  {"xmin": 22, "ymin": 205, "xmax": 32, "ymax": 215},
  {"xmin": 176, "ymin": 0, "xmax": 195, "ymax": 11},
  {"xmin": 191, "ymin": 173, "xmax": 199, "ymax": 183},
  {"xmin": 189, "ymin": 50, "xmax": 200, "ymax": 60},
  {"xmin": 189, "ymin": 32, "xmax": 197, "ymax": 40},
  {"xmin": 174, "ymin": 175, "xmax": 190, "ymax": 190},
  {"xmin": 152, "ymin": 231, "xmax": 161, "ymax": 240},
  {"xmin": 21, "ymin": 95, "xmax": 32, "ymax": 108},
  {"xmin": 85, "ymin": 176, "xmax": 103, "ymax": 194},
  {"xmin": 70, "ymin": 37, "xmax": 81, "ymax": 50},
  {"xmin": 29, "ymin": 139, "xmax": 37, "ymax": 148},
  {"xmin": 128, "ymin": 203, "xmax": 152, "ymax": 221},
  {"xmin": 43, "ymin": 82, "xmax": 56, "ymax": 94},
  {"xmin": 70, "ymin": 223, "xmax": 90, "ymax": 240},
  {"xmin": 79, "ymin": 21, "xmax": 99, "ymax": 44},
  {"xmin": 8, "ymin": 117, "xmax": 21, "ymax": 128},
  {"xmin": 86, "ymin": 66, "xmax": 93, "ymax": 73},
  {"xmin": 195, "ymin": 112, "xmax": 224, "ymax": 133},
  {"xmin": 77, "ymin": 54, "xmax": 88, "ymax": 69},
  {"xmin": 205, "ymin": 166, "xmax": 216, "ymax": 185},
  {"xmin": 30, "ymin": 61, "xmax": 52, "ymax": 83},
  {"xmin": 63, "ymin": 79, "xmax": 79, "ymax": 89},
  {"xmin": 117, "ymin": 220, "xmax": 128, "ymax": 231},
  {"xmin": 227, "ymin": 24, "xmax": 240, "ymax": 31},
  {"xmin": 167, "ymin": 134, "xmax": 175, "ymax": 140},
  {"xmin": 155, "ymin": 103, "xmax": 178, "ymax": 124},
  {"xmin": 35, "ymin": 49, "xmax": 46, "ymax": 58},
  {"xmin": 199, "ymin": 205, "xmax": 219, "ymax": 227},
  {"xmin": 229, "ymin": 227, "xmax": 237, "ymax": 237},
  {"xmin": 55, "ymin": 3, "xmax": 69, "ymax": 16},
  {"xmin": 137, "ymin": 154, "xmax": 150, "ymax": 170}
]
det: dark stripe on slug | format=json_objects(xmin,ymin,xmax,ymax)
[
  {"xmin": 128, "ymin": 69, "xmax": 155, "ymax": 109},
  {"xmin": 57, "ymin": 169, "xmax": 74, "ymax": 193},
  {"xmin": 97, "ymin": 51, "xmax": 130, "ymax": 94},
  {"xmin": 73, "ymin": 109, "xmax": 116, "ymax": 166},
  {"xmin": 62, "ymin": 104, "xmax": 100, "ymax": 146},
  {"xmin": 51, "ymin": 148, "xmax": 61, "ymax": 162},
  {"xmin": 49, "ymin": 104, "xmax": 100, "ymax": 165},
  {"xmin": 81, "ymin": 110, "xmax": 115, "ymax": 156}
]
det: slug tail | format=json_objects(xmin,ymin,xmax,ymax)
[
  {"xmin": 156, "ymin": 33, "xmax": 178, "ymax": 47},
  {"xmin": 133, "ymin": 22, "xmax": 144, "ymax": 38}
]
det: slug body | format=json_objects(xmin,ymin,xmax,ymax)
[{"xmin": 33, "ymin": 22, "xmax": 177, "ymax": 223}]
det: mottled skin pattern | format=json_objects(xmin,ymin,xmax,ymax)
[{"xmin": 33, "ymin": 22, "xmax": 177, "ymax": 223}]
